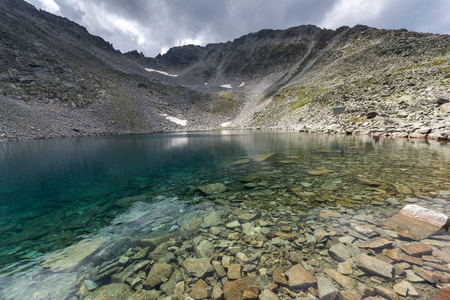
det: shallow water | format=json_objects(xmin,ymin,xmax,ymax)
[{"xmin": 0, "ymin": 131, "xmax": 449, "ymax": 298}]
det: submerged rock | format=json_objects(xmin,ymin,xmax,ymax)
[
  {"xmin": 198, "ymin": 183, "xmax": 227, "ymax": 195},
  {"xmin": 384, "ymin": 205, "xmax": 450, "ymax": 239}
]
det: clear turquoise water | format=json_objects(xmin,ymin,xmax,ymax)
[{"xmin": 0, "ymin": 131, "xmax": 449, "ymax": 274}]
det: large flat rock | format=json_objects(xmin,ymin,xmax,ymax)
[{"xmin": 384, "ymin": 205, "xmax": 450, "ymax": 239}]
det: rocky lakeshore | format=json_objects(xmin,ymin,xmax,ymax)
[{"xmin": 6, "ymin": 194, "xmax": 449, "ymax": 300}]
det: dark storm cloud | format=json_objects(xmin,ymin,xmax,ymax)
[{"xmin": 25, "ymin": 0, "xmax": 450, "ymax": 57}]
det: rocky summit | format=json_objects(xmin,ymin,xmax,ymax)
[{"xmin": 0, "ymin": 0, "xmax": 449, "ymax": 140}]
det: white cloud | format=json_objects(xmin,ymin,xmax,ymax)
[
  {"xmin": 38, "ymin": 0, "xmax": 60, "ymax": 14},
  {"xmin": 319, "ymin": 0, "xmax": 388, "ymax": 29}
]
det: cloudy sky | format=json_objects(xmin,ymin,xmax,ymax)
[{"xmin": 25, "ymin": 0, "xmax": 450, "ymax": 57}]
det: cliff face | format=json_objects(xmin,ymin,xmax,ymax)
[{"xmin": 1, "ymin": 0, "xmax": 449, "ymax": 140}]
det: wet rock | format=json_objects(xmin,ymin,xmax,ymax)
[
  {"xmin": 145, "ymin": 263, "xmax": 174, "ymax": 288},
  {"xmin": 412, "ymin": 265, "xmax": 450, "ymax": 284},
  {"xmin": 259, "ymin": 289, "xmax": 279, "ymax": 300},
  {"xmin": 357, "ymin": 237, "xmax": 393, "ymax": 250},
  {"xmin": 193, "ymin": 236, "xmax": 215, "ymax": 258},
  {"xmin": 42, "ymin": 239, "xmax": 105, "ymax": 272},
  {"xmin": 212, "ymin": 285, "xmax": 224, "ymax": 300},
  {"xmin": 226, "ymin": 220, "xmax": 241, "ymax": 229},
  {"xmin": 273, "ymin": 267, "xmax": 288, "ymax": 287},
  {"xmin": 328, "ymin": 243, "xmax": 352, "ymax": 262},
  {"xmin": 199, "ymin": 183, "xmax": 227, "ymax": 195},
  {"xmin": 393, "ymin": 281, "xmax": 419, "ymax": 297},
  {"xmin": 317, "ymin": 275, "xmax": 338, "ymax": 300},
  {"xmin": 405, "ymin": 270, "xmax": 425, "ymax": 282},
  {"xmin": 223, "ymin": 277, "xmax": 249, "ymax": 300},
  {"xmin": 324, "ymin": 268, "xmax": 356, "ymax": 289},
  {"xmin": 238, "ymin": 213, "xmax": 258, "ymax": 222},
  {"xmin": 354, "ymin": 254, "xmax": 394, "ymax": 280},
  {"xmin": 129, "ymin": 289, "xmax": 161, "ymax": 300},
  {"xmin": 432, "ymin": 287, "xmax": 450, "ymax": 300},
  {"xmin": 384, "ymin": 205, "xmax": 450, "ymax": 239},
  {"xmin": 338, "ymin": 290, "xmax": 362, "ymax": 300},
  {"xmin": 228, "ymin": 263, "xmax": 242, "ymax": 280},
  {"xmin": 84, "ymin": 283, "xmax": 133, "ymax": 300},
  {"xmin": 337, "ymin": 261, "xmax": 352, "ymax": 275},
  {"xmin": 374, "ymin": 285, "xmax": 398, "ymax": 300},
  {"xmin": 308, "ymin": 168, "xmax": 334, "ymax": 176},
  {"xmin": 190, "ymin": 279, "xmax": 209, "ymax": 299},
  {"xmin": 399, "ymin": 242, "xmax": 433, "ymax": 257},
  {"xmin": 203, "ymin": 211, "xmax": 223, "ymax": 227},
  {"xmin": 183, "ymin": 258, "xmax": 213, "ymax": 278},
  {"xmin": 242, "ymin": 285, "xmax": 259, "ymax": 299},
  {"xmin": 285, "ymin": 263, "xmax": 317, "ymax": 291},
  {"xmin": 242, "ymin": 222, "xmax": 256, "ymax": 235}
]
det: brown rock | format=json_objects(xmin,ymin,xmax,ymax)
[
  {"xmin": 374, "ymin": 286, "xmax": 399, "ymax": 300},
  {"xmin": 412, "ymin": 265, "xmax": 450, "ymax": 284},
  {"xmin": 324, "ymin": 268, "xmax": 356, "ymax": 289},
  {"xmin": 228, "ymin": 264, "xmax": 242, "ymax": 280},
  {"xmin": 145, "ymin": 263, "xmax": 174, "ymax": 288},
  {"xmin": 273, "ymin": 267, "xmax": 288, "ymax": 287},
  {"xmin": 285, "ymin": 263, "xmax": 317, "ymax": 291},
  {"xmin": 383, "ymin": 249, "xmax": 400, "ymax": 261},
  {"xmin": 384, "ymin": 205, "xmax": 450, "ymax": 239},
  {"xmin": 432, "ymin": 287, "xmax": 450, "ymax": 300},
  {"xmin": 212, "ymin": 285, "xmax": 224, "ymax": 300},
  {"xmin": 190, "ymin": 279, "xmax": 209, "ymax": 300},
  {"xmin": 275, "ymin": 232, "xmax": 295, "ymax": 240},
  {"xmin": 399, "ymin": 242, "xmax": 433, "ymax": 256},
  {"xmin": 259, "ymin": 289, "xmax": 279, "ymax": 300},
  {"xmin": 242, "ymin": 285, "xmax": 259, "ymax": 299},
  {"xmin": 399, "ymin": 253, "xmax": 423, "ymax": 266},
  {"xmin": 354, "ymin": 254, "xmax": 394, "ymax": 280},
  {"xmin": 339, "ymin": 290, "xmax": 362, "ymax": 300},
  {"xmin": 309, "ymin": 169, "xmax": 334, "ymax": 176},
  {"xmin": 397, "ymin": 230, "xmax": 419, "ymax": 241},
  {"xmin": 319, "ymin": 210, "xmax": 341, "ymax": 219},
  {"xmin": 357, "ymin": 237, "xmax": 393, "ymax": 249},
  {"xmin": 223, "ymin": 277, "xmax": 249, "ymax": 300}
]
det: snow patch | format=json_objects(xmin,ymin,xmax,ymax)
[
  {"xmin": 160, "ymin": 114, "xmax": 187, "ymax": 126},
  {"xmin": 220, "ymin": 84, "xmax": 233, "ymax": 89},
  {"xmin": 145, "ymin": 68, "xmax": 178, "ymax": 77},
  {"xmin": 221, "ymin": 122, "xmax": 232, "ymax": 127},
  {"xmin": 238, "ymin": 82, "xmax": 245, "ymax": 87}
]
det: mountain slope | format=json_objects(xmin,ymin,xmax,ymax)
[
  {"xmin": 0, "ymin": 0, "xmax": 238, "ymax": 139},
  {"xmin": 1, "ymin": 0, "xmax": 449, "ymax": 140}
]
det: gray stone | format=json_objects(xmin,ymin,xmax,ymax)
[
  {"xmin": 226, "ymin": 220, "xmax": 241, "ymax": 229},
  {"xmin": 84, "ymin": 283, "xmax": 133, "ymax": 300},
  {"xmin": 393, "ymin": 281, "xmax": 419, "ymax": 297},
  {"xmin": 129, "ymin": 289, "xmax": 161, "ymax": 300},
  {"xmin": 317, "ymin": 275, "xmax": 338, "ymax": 300},
  {"xmin": 203, "ymin": 211, "xmax": 223, "ymax": 227},
  {"xmin": 183, "ymin": 258, "xmax": 213, "ymax": 278},
  {"xmin": 242, "ymin": 222, "xmax": 256, "ymax": 235},
  {"xmin": 285, "ymin": 263, "xmax": 317, "ymax": 291},
  {"xmin": 328, "ymin": 243, "xmax": 352, "ymax": 262},
  {"xmin": 145, "ymin": 263, "xmax": 174, "ymax": 288},
  {"xmin": 198, "ymin": 183, "xmax": 227, "ymax": 195},
  {"xmin": 193, "ymin": 236, "xmax": 215, "ymax": 258},
  {"xmin": 354, "ymin": 254, "xmax": 394, "ymax": 280},
  {"xmin": 259, "ymin": 289, "xmax": 279, "ymax": 300}
]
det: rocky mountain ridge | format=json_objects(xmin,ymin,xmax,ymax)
[{"xmin": 0, "ymin": 0, "xmax": 449, "ymax": 140}]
